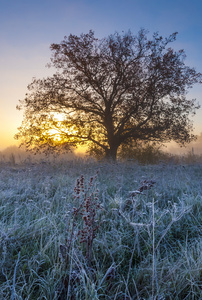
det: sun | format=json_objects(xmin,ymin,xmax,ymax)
[
  {"xmin": 42, "ymin": 112, "xmax": 88, "ymax": 155},
  {"xmin": 45, "ymin": 112, "xmax": 78, "ymax": 143},
  {"xmin": 52, "ymin": 112, "xmax": 65, "ymax": 122},
  {"xmin": 48, "ymin": 129, "xmax": 62, "ymax": 141}
]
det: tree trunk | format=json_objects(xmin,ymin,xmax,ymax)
[{"xmin": 105, "ymin": 145, "xmax": 118, "ymax": 161}]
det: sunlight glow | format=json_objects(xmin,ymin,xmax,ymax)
[
  {"xmin": 52, "ymin": 112, "xmax": 65, "ymax": 122},
  {"xmin": 48, "ymin": 129, "xmax": 62, "ymax": 141},
  {"xmin": 45, "ymin": 112, "xmax": 79, "ymax": 144}
]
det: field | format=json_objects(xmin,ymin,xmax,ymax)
[{"xmin": 0, "ymin": 159, "xmax": 201, "ymax": 299}]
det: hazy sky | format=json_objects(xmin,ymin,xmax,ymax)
[{"xmin": 1, "ymin": 0, "xmax": 202, "ymax": 150}]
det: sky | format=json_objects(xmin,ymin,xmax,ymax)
[{"xmin": 1, "ymin": 0, "xmax": 202, "ymax": 151}]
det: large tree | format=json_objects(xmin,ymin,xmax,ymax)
[{"xmin": 15, "ymin": 29, "xmax": 201, "ymax": 160}]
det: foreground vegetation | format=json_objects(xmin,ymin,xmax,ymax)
[{"xmin": 0, "ymin": 159, "xmax": 201, "ymax": 299}]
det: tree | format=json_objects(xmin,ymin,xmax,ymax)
[{"xmin": 15, "ymin": 29, "xmax": 201, "ymax": 160}]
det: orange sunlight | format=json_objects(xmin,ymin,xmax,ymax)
[{"xmin": 47, "ymin": 112, "xmax": 87, "ymax": 154}]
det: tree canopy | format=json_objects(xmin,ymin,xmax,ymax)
[{"xmin": 15, "ymin": 29, "xmax": 202, "ymax": 160}]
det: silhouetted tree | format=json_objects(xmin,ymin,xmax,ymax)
[{"xmin": 15, "ymin": 30, "xmax": 201, "ymax": 160}]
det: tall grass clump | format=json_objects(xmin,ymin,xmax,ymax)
[{"xmin": 0, "ymin": 159, "xmax": 201, "ymax": 299}]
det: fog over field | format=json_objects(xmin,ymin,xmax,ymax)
[
  {"xmin": 1, "ymin": 132, "xmax": 202, "ymax": 165},
  {"xmin": 166, "ymin": 132, "xmax": 202, "ymax": 155}
]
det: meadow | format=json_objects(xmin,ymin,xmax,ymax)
[{"xmin": 0, "ymin": 158, "xmax": 201, "ymax": 299}]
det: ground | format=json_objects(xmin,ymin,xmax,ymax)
[{"xmin": 0, "ymin": 159, "xmax": 201, "ymax": 299}]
